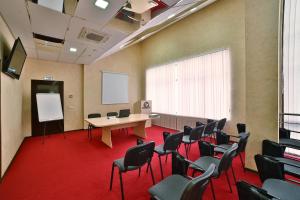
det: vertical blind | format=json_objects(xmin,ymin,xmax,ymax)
[
  {"xmin": 146, "ymin": 49, "xmax": 231, "ymax": 119},
  {"xmin": 283, "ymin": 0, "xmax": 300, "ymax": 155}
]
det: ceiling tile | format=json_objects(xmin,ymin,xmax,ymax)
[
  {"xmin": 28, "ymin": 2, "xmax": 71, "ymax": 39},
  {"xmin": 37, "ymin": 50, "xmax": 59, "ymax": 61},
  {"xmin": 74, "ymin": 0, "xmax": 127, "ymax": 27}
]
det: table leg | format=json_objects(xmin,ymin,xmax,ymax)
[
  {"xmin": 133, "ymin": 121, "xmax": 147, "ymax": 139},
  {"xmin": 102, "ymin": 127, "xmax": 113, "ymax": 148}
]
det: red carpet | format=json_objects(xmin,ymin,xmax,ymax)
[{"xmin": 0, "ymin": 126, "xmax": 261, "ymax": 200}]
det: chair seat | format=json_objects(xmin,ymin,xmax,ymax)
[
  {"xmin": 154, "ymin": 144, "xmax": 172, "ymax": 155},
  {"xmin": 189, "ymin": 156, "xmax": 220, "ymax": 177},
  {"xmin": 275, "ymin": 157, "xmax": 300, "ymax": 178},
  {"xmin": 214, "ymin": 144, "xmax": 232, "ymax": 153},
  {"xmin": 182, "ymin": 135, "xmax": 197, "ymax": 144},
  {"xmin": 113, "ymin": 158, "xmax": 140, "ymax": 172},
  {"xmin": 280, "ymin": 138, "xmax": 300, "ymax": 150},
  {"xmin": 262, "ymin": 179, "xmax": 300, "ymax": 200},
  {"xmin": 148, "ymin": 175, "xmax": 189, "ymax": 200}
]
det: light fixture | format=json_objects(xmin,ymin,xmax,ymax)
[
  {"xmin": 70, "ymin": 47, "xmax": 77, "ymax": 52},
  {"xmin": 95, "ymin": 0, "xmax": 109, "ymax": 10},
  {"xmin": 140, "ymin": 36, "xmax": 146, "ymax": 40},
  {"xmin": 168, "ymin": 13, "xmax": 176, "ymax": 19},
  {"xmin": 120, "ymin": 44, "xmax": 125, "ymax": 49}
]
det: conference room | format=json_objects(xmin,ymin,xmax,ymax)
[{"xmin": 0, "ymin": 0, "xmax": 300, "ymax": 199}]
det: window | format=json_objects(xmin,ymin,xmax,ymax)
[
  {"xmin": 146, "ymin": 49, "xmax": 231, "ymax": 119},
  {"xmin": 283, "ymin": 0, "xmax": 300, "ymax": 155}
]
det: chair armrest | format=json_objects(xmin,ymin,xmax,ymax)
[
  {"xmin": 184, "ymin": 158, "xmax": 206, "ymax": 171},
  {"xmin": 227, "ymin": 134, "xmax": 241, "ymax": 138}
]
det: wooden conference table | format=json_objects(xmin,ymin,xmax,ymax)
[{"xmin": 85, "ymin": 114, "xmax": 149, "ymax": 148}]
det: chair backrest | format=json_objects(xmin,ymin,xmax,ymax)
[
  {"xmin": 172, "ymin": 152, "xmax": 190, "ymax": 176},
  {"xmin": 107, "ymin": 112, "xmax": 118, "ymax": 117},
  {"xmin": 207, "ymin": 119, "xmax": 215, "ymax": 123},
  {"xmin": 237, "ymin": 181, "xmax": 275, "ymax": 200},
  {"xmin": 196, "ymin": 121, "xmax": 205, "ymax": 127},
  {"xmin": 164, "ymin": 132, "xmax": 184, "ymax": 151},
  {"xmin": 217, "ymin": 143, "xmax": 238, "ymax": 175},
  {"xmin": 254, "ymin": 154, "xmax": 284, "ymax": 182},
  {"xmin": 189, "ymin": 125, "xmax": 205, "ymax": 141},
  {"xmin": 262, "ymin": 140, "xmax": 284, "ymax": 158},
  {"xmin": 124, "ymin": 141, "xmax": 155, "ymax": 170},
  {"xmin": 119, "ymin": 109, "xmax": 130, "ymax": 118},
  {"xmin": 236, "ymin": 132, "xmax": 250, "ymax": 154},
  {"xmin": 88, "ymin": 113, "xmax": 101, "ymax": 118},
  {"xmin": 237, "ymin": 123, "xmax": 246, "ymax": 134},
  {"xmin": 216, "ymin": 118, "xmax": 227, "ymax": 131},
  {"xmin": 181, "ymin": 164, "xmax": 216, "ymax": 200},
  {"xmin": 198, "ymin": 141, "xmax": 214, "ymax": 157},
  {"xmin": 203, "ymin": 121, "xmax": 217, "ymax": 136},
  {"xmin": 216, "ymin": 131, "xmax": 230, "ymax": 145},
  {"xmin": 279, "ymin": 128, "xmax": 290, "ymax": 139},
  {"xmin": 184, "ymin": 126, "xmax": 192, "ymax": 135}
]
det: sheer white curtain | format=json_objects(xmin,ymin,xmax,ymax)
[
  {"xmin": 146, "ymin": 49, "xmax": 231, "ymax": 119},
  {"xmin": 283, "ymin": 0, "xmax": 300, "ymax": 155}
]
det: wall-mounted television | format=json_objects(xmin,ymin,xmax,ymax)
[{"xmin": 2, "ymin": 37, "xmax": 27, "ymax": 79}]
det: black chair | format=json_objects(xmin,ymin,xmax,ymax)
[
  {"xmin": 118, "ymin": 109, "xmax": 130, "ymax": 118},
  {"xmin": 154, "ymin": 132, "xmax": 184, "ymax": 179},
  {"xmin": 237, "ymin": 123, "xmax": 246, "ymax": 134},
  {"xmin": 262, "ymin": 139, "xmax": 300, "ymax": 179},
  {"xmin": 254, "ymin": 154, "xmax": 300, "ymax": 200},
  {"xmin": 110, "ymin": 141, "xmax": 156, "ymax": 200},
  {"xmin": 181, "ymin": 125, "xmax": 205, "ymax": 158},
  {"xmin": 279, "ymin": 127, "xmax": 300, "ymax": 150},
  {"xmin": 149, "ymin": 163, "xmax": 216, "ymax": 200},
  {"xmin": 202, "ymin": 121, "xmax": 217, "ymax": 141},
  {"xmin": 236, "ymin": 181, "xmax": 277, "ymax": 200},
  {"xmin": 107, "ymin": 112, "xmax": 118, "ymax": 117},
  {"xmin": 214, "ymin": 132, "xmax": 250, "ymax": 172},
  {"xmin": 87, "ymin": 113, "xmax": 101, "ymax": 139},
  {"xmin": 189, "ymin": 143, "xmax": 238, "ymax": 200},
  {"xmin": 255, "ymin": 154, "xmax": 285, "ymax": 182},
  {"xmin": 216, "ymin": 118, "xmax": 227, "ymax": 132}
]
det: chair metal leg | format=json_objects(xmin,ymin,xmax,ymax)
[
  {"xmin": 146, "ymin": 163, "xmax": 149, "ymax": 173},
  {"xmin": 158, "ymin": 155, "xmax": 164, "ymax": 179},
  {"xmin": 210, "ymin": 179, "xmax": 216, "ymax": 200},
  {"xmin": 138, "ymin": 167, "xmax": 141, "ymax": 177},
  {"xmin": 119, "ymin": 171, "xmax": 125, "ymax": 200},
  {"xmin": 231, "ymin": 166, "xmax": 237, "ymax": 184},
  {"xmin": 149, "ymin": 162, "xmax": 156, "ymax": 185},
  {"xmin": 165, "ymin": 154, "xmax": 168, "ymax": 163},
  {"xmin": 225, "ymin": 171, "xmax": 232, "ymax": 193},
  {"xmin": 109, "ymin": 163, "xmax": 115, "ymax": 190},
  {"xmin": 239, "ymin": 153, "xmax": 245, "ymax": 172}
]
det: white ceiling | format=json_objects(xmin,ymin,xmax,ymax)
[{"xmin": 0, "ymin": 0, "xmax": 216, "ymax": 65}]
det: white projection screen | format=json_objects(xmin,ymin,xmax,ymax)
[{"xmin": 102, "ymin": 72, "xmax": 129, "ymax": 104}]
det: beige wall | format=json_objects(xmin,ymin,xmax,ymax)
[
  {"xmin": 142, "ymin": 0, "xmax": 246, "ymax": 135},
  {"xmin": 245, "ymin": 0, "xmax": 280, "ymax": 170},
  {"xmin": 21, "ymin": 58, "xmax": 84, "ymax": 136},
  {"xmin": 84, "ymin": 44, "xmax": 143, "ymax": 125},
  {"xmin": 0, "ymin": 15, "xmax": 23, "ymax": 177}
]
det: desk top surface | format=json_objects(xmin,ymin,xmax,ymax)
[{"xmin": 85, "ymin": 114, "xmax": 150, "ymax": 127}]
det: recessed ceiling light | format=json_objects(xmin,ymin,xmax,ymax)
[
  {"xmin": 95, "ymin": 0, "xmax": 109, "ymax": 10},
  {"xmin": 190, "ymin": 7, "xmax": 198, "ymax": 12},
  {"xmin": 141, "ymin": 36, "xmax": 146, "ymax": 40},
  {"xmin": 70, "ymin": 47, "xmax": 77, "ymax": 52},
  {"xmin": 168, "ymin": 14, "xmax": 176, "ymax": 19},
  {"xmin": 120, "ymin": 44, "xmax": 125, "ymax": 49}
]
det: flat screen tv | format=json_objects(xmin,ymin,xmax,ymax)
[{"xmin": 2, "ymin": 37, "xmax": 27, "ymax": 79}]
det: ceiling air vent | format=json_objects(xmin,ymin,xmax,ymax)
[{"xmin": 78, "ymin": 27, "xmax": 109, "ymax": 44}]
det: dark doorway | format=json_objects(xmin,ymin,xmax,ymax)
[{"xmin": 31, "ymin": 80, "xmax": 64, "ymax": 136}]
